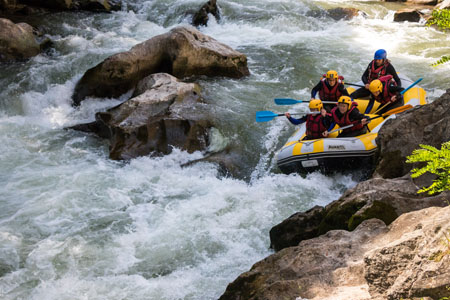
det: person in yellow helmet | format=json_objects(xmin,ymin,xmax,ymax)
[
  {"xmin": 285, "ymin": 99, "xmax": 331, "ymax": 140},
  {"xmin": 325, "ymin": 96, "xmax": 369, "ymax": 138},
  {"xmin": 311, "ymin": 70, "xmax": 349, "ymax": 112},
  {"xmin": 368, "ymin": 74, "xmax": 405, "ymax": 115}
]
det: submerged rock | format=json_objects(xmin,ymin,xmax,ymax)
[
  {"xmin": 70, "ymin": 73, "xmax": 212, "ymax": 160},
  {"xmin": 0, "ymin": 18, "xmax": 41, "ymax": 62},
  {"xmin": 72, "ymin": 26, "xmax": 249, "ymax": 105},
  {"xmin": 307, "ymin": 7, "xmax": 365, "ymax": 21},
  {"xmin": 16, "ymin": 0, "xmax": 121, "ymax": 12},
  {"xmin": 394, "ymin": 9, "xmax": 423, "ymax": 22},
  {"xmin": 192, "ymin": 0, "xmax": 220, "ymax": 27}
]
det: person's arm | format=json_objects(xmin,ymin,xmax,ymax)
[
  {"xmin": 361, "ymin": 63, "xmax": 371, "ymax": 84},
  {"xmin": 350, "ymin": 109, "xmax": 369, "ymax": 125},
  {"xmin": 339, "ymin": 84, "xmax": 350, "ymax": 97},
  {"xmin": 311, "ymin": 81, "xmax": 322, "ymax": 99},
  {"xmin": 388, "ymin": 84, "xmax": 405, "ymax": 102},
  {"xmin": 285, "ymin": 113, "xmax": 307, "ymax": 125},
  {"xmin": 386, "ymin": 64, "xmax": 402, "ymax": 87}
]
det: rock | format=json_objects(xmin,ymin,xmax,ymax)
[
  {"xmin": 70, "ymin": 73, "xmax": 212, "ymax": 160},
  {"xmin": 72, "ymin": 26, "xmax": 249, "ymax": 106},
  {"xmin": 17, "ymin": 0, "xmax": 121, "ymax": 12},
  {"xmin": 384, "ymin": 0, "xmax": 438, "ymax": 4},
  {"xmin": 375, "ymin": 89, "xmax": 450, "ymax": 178},
  {"xmin": 436, "ymin": 0, "xmax": 450, "ymax": 9},
  {"xmin": 307, "ymin": 7, "xmax": 365, "ymax": 21},
  {"xmin": 219, "ymin": 206, "xmax": 450, "ymax": 300},
  {"xmin": 270, "ymin": 176, "xmax": 450, "ymax": 252},
  {"xmin": 0, "ymin": 18, "xmax": 41, "ymax": 62},
  {"xmin": 364, "ymin": 206, "xmax": 450, "ymax": 299},
  {"xmin": 192, "ymin": 0, "xmax": 220, "ymax": 27},
  {"xmin": 394, "ymin": 9, "xmax": 423, "ymax": 22}
]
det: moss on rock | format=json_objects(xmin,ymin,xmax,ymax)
[
  {"xmin": 317, "ymin": 201, "xmax": 366, "ymax": 235},
  {"xmin": 348, "ymin": 201, "xmax": 398, "ymax": 231}
]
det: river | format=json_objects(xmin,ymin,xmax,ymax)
[{"xmin": 0, "ymin": 0, "xmax": 449, "ymax": 299}]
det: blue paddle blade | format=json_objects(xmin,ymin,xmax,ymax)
[
  {"xmin": 274, "ymin": 98, "xmax": 303, "ymax": 105},
  {"xmin": 255, "ymin": 111, "xmax": 279, "ymax": 122}
]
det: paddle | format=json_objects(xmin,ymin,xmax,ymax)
[
  {"xmin": 344, "ymin": 82, "xmax": 365, "ymax": 88},
  {"xmin": 274, "ymin": 98, "xmax": 337, "ymax": 105},
  {"xmin": 373, "ymin": 78, "xmax": 423, "ymax": 114},
  {"xmin": 256, "ymin": 110, "xmax": 320, "ymax": 123},
  {"xmin": 327, "ymin": 104, "xmax": 413, "ymax": 134}
]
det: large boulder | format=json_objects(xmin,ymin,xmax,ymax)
[
  {"xmin": 270, "ymin": 176, "xmax": 449, "ymax": 252},
  {"xmin": 72, "ymin": 26, "xmax": 249, "ymax": 105},
  {"xmin": 375, "ymin": 89, "xmax": 450, "ymax": 178},
  {"xmin": 394, "ymin": 8, "xmax": 423, "ymax": 22},
  {"xmin": 70, "ymin": 73, "xmax": 212, "ymax": 160},
  {"xmin": 0, "ymin": 18, "xmax": 41, "ymax": 62},
  {"xmin": 192, "ymin": 0, "xmax": 220, "ymax": 27},
  {"xmin": 220, "ymin": 206, "xmax": 450, "ymax": 300}
]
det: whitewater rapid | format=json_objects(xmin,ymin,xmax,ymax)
[{"xmin": 1, "ymin": 0, "xmax": 449, "ymax": 299}]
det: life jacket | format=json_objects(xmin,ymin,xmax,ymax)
[
  {"xmin": 306, "ymin": 114, "xmax": 329, "ymax": 139},
  {"xmin": 373, "ymin": 75, "xmax": 397, "ymax": 105},
  {"xmin": 318, "ymin": 75, "xmax": 344, "ymax": 101},
  {"xmin": 331, "ymin": 102, "xmax": 364, "ymax": 134},
  {"xmin": 368, "ymin": 59, "xmax": 390, "ymax": 83}
]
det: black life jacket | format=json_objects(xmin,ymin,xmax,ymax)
[
  {"xmin": 306, "ymin": 114, "xmax": 328, "ymax": 139},
  {"xmin": 331, "ymin": 102, "xmax": 364, "ymax": 134}
]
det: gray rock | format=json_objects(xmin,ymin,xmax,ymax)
[
  {"xmin": 192, "ymin": 0, "xmax": 220, "ymax": 27},
  {"xmin": 72, "ymin": 26, "xmax": 249, "ymax": 105},
  {"xmin": 0, "ymin": 18, "xmax": 41, "ymax": 62},
  {"xmin": 394, "ymin": 9, "xmax": 423, "ymax": 22},
  {"xmin": 70, "ymin": 73, "xmax": 212, "ymax": 160},
  {"xmin": 307, "ymin": 7, "xmax": 365, "ymax": 21}
]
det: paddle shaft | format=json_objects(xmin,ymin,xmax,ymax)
[
  {"xmin": 345, "ymin": 82, "xmax": 365, "ymax": 88},
  {"xmin": 373, "ymin": 78, "xmax": 422, "ymax": 114}
]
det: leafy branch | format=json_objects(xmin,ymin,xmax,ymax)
[{"xmin": 427, "ymin": 9, "xmax": 450, "ymax": 66}]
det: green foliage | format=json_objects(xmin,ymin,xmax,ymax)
[
  {"xmin": 406, "ymin": 141, "xmax": 450, "ymax": 195},
  {"xmin": 427, "ymin": 9, "xmax": 450, "ymax": 66}
]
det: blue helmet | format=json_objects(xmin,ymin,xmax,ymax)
[{"xmin": 374, "ymin": 49, "xmax": 387, "ymax": 60}]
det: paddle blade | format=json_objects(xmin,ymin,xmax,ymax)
[
  {"xmin": 382, "ymin": 104, "xmax": 413, "ymax": 117},
  {"xmin": 274, "ymin": 98, "xmax": 302, "ymax": 105},
  {"xmin": 256, "ymin": 111, "xmax": 279, "ymax": 122}
]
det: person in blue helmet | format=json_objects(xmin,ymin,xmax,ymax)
[{"xmin": 350, "ymin": 49, "xmax": 402, "ymax": 113}]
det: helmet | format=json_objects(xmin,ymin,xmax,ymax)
[
  {"xmin": 369, "ymin": 79, "xmax": 383, "ymax": 93},
  {"xmin": 326, "ymin": 70, "xmax": 338, "ymax": 79},
  {"xmin": 338, "ymin": 96, "xmax": 352, "ymax": 107},
  {"xmin": 374, "ymin": 49, "xmax": 387, "ymax": 60},
  {"xmin": 309, "ymin": 99, "xmax": 323, "ymax": 111}
]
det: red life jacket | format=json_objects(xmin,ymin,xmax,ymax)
[
  {"xmin": 318, "ymin": 76, "xmax": 344, "ymax": 101},
  {"xmin": 368, "ymin": 60, "xmax": 390, "ymax": 83},
  {"xmin": 306, "ymin": 114, "xmax": 328, "ymax": 139},
  {"xmin": 373, "ymin": 75, "xmax": 397, "ymax": 105},
  {"xmin": 331, "ymin": 102, "xmax": 364, "ymax": 134}
]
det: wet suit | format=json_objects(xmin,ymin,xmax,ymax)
[
  {"xmin": 328, "ymin": 107, "xmax": 367, "ymax": 138},
  {"xmin": 287, "ymin": 114, "xmax": 332, "ymax": 140},
  {"xmin": 311, "ymin": 80, "xmax": 349, "ymax": 112}
]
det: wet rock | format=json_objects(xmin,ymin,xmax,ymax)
[
  {"xmin": 72, "ymin": 26, "xmax": 249, "ymax": 106},
  {"xmin": 375, "ymin": 89, "xmax": 450, "ymax": 178},
  {"xmin": 220, "ymin": 206, "xmax": 450, "ymax": 300},
  {"xmin": 269, "ymin": 176, "xmax": 449, "ymax": 252},
  {"xmin": 17, "ymin": 0, "xmax": 121, "ymax": 12},
  {"xmin": 192, "ymin": 0, "xmax": 220, "ymax": 27},
  {"xmin": 0, "ymin": 18, "xmax": 41, "ymax": 62},
  {"xmin": 394, "ymin": 9, "xmax": 423, "ymax": 22},
  {"xmin": 436, "ymin": 0, "xmax": 450, "ymax": 9},
  {"xmin": 70, "ymin": 73, "xmax": 212, "ymax": 160},
  {"xmin": 307, "ymin": 7, "xmax": 365, "ymax": 21}
]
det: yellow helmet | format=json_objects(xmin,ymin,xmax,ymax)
[
  {"xmin": 338, "ymin": 96, "xmax": 352, "ymax": 107},
  {"xmin": 369, "ymin": 80, "xmax": 383, "ymax": 94},
  {"xmin": 309, "ymin": 99, "xmax": 323, "ymax": 111},
  {"xmin": 326, "ymin": 70, "xmax": 338, "ymax": 79}
]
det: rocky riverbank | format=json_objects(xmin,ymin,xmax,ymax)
[{"xmin": 219, "ymin": 89, "xmax": 450, "ymax": 299}]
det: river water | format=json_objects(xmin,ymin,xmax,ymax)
[{"xmin": 0, "ymin": 0, "xmax": 448, "ymax": 299}]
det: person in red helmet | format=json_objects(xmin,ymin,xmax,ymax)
[
  {"xmin": 350, "ymin": 49, "xmax": 402, "ymax": 113},
  {"xmin": 368, "ymin": 75, "xmax": 405, "ymax": 115},
  {"xmin": 310, "ymin": 70, "xmax": 349, "ymax": 112}
]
